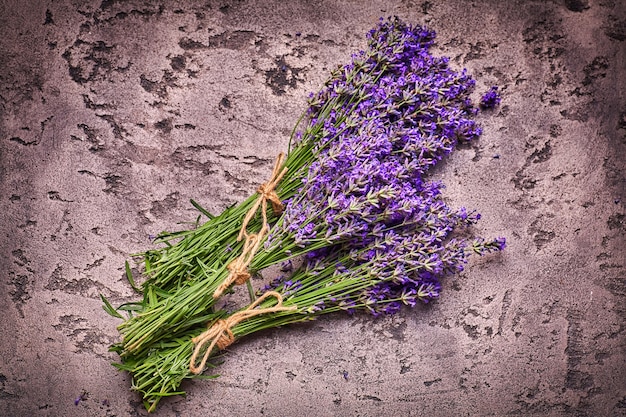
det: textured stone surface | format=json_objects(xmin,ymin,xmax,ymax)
[{"xmin": 1, "ymin": 0, "xmax": 624, "ymax": 416}]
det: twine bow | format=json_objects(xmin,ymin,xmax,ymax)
[
  {"xmin": 189, "ymin": 291, "xmax": 296, "ymax": 374},
  {"xmin": 213, "ymin": 153, "xmax": 287, "ymax": 299}
]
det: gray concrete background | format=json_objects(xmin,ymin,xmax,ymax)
[{"xmin": 1, "ymin": 0, "xmax": 625, "ymax": 416}]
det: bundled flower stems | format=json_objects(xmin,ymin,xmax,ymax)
[{"xmin": 103, "ymin": 17, "xmax": 505, "ymax": 412}]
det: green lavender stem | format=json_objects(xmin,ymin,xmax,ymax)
[{"xmin": 113, "ymin": 247, "xmax": 404, "ymax": 411}]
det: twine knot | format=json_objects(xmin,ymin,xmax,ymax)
[
  {"xmin": 213, "ymin": 153, "xmax": 287, "ymax": 299},
  {"xmin": 257, "ymin": 182, "xmax": 284, "ymax": 214},
  {"xmin": 227, "ymin": 259, "xmax": 252, "ymax": 286},
  {"xmin": 189, "ymin": 291, "xmax": 296, "ymax": 374}
]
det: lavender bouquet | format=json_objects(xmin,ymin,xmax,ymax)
[{"xmin": 105, "ymin": 17, "xmax": 504, "ymax": 412}]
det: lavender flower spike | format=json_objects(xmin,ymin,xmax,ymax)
[{"xmin": 480, "ymin": 86, "xmax": 501, "ymax": 109}]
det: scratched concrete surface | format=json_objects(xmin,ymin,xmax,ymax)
[{"xmin": 1, "ymin": 0, "xmax": 625, "ymax": 416}]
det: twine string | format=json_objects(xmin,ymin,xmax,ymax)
[
  {"xmin": 237, "ymin": 153, "xmax": 287, "ymax": 241},
  {"xmin": 189, "ymin": 291, "xmax": 296, "ymax": 374},
  {"xmin": 213, "ymin": 153, "xmax": 287, "ymax": 299}
]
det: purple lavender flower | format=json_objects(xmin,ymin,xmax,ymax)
[
  {"xmin": 74, "ymin": 391, "xmax": 87, "ymax": 406},
  {"xmin": 471, "ymin": 237, "xmax": 507, "ymax": 255},
  {"xmin": 492, "ymin": 237, "xmax": 507, "ymax": 251},
  {"xmin": 480, "ymin": 86, "xmax": 501, "ymax": 109},
  {"xmin": 280, "ymin": 259, "xmax": 293, "ymax": 272},
  {"xmin": 258, "ymin": 17, "xmax": 505, "ymax": 318}
]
